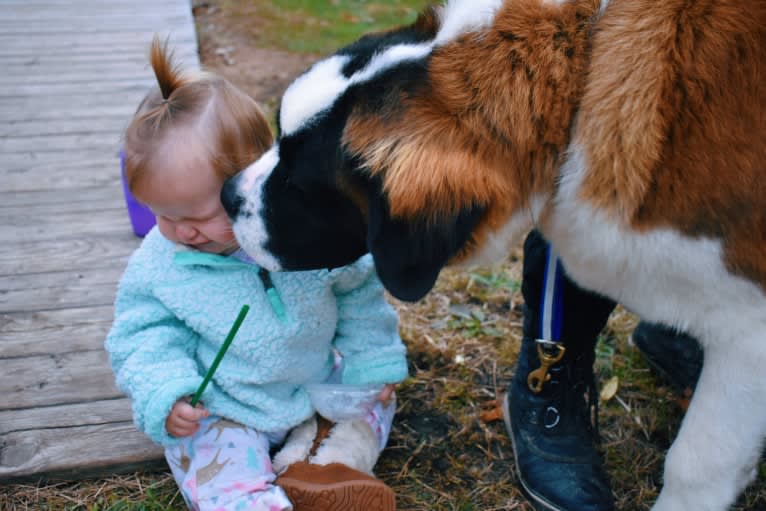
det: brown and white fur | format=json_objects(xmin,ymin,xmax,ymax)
[{"xmin": 221, "ymin": 1, "xmax": 766, "ymax": 508}]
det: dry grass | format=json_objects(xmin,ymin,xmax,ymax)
[
  {"xmin": 5, "ymin": 1, "xmax": 766, "ymax": 508},
  {"xmin": 4, "ymin": 253, "xmax": 766, "ymax": 510}
]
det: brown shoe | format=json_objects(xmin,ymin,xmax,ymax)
[{"xmin": 276, "ymin": 461, "xmax": 396, "ymax": 511}]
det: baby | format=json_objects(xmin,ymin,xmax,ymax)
[{"xmin": 106, "ymin": 37, "xmax": 407, "ymax": 511}]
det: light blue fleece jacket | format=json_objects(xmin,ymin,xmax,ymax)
[{"xmin": 105, "ymin": 228, "xmax": 408, "ymax": 446}]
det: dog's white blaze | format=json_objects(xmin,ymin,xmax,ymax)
[
  {"xmin": 280, "ymin": 55, "xmax": 351, "ymax": 136},
  {"xmin": 549, "ymin": 145, "xmax": 766, "ymax": 510},
  {"xmin": 350, "ymin": 42, "xmax": 434, "ymax": 84},
  {"xmin": 550, "ymin": 146, "xmax": 766, "ymax": 337},
  {"xmin": 278, "ymin": 1, "xmax": 503, "ymax": 138},
  {"xmin": 232, "ymin": 145, "xmax": 282, "ymax": 271}
]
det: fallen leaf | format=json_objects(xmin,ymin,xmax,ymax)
[
  {"xmin": 479, "ymin": 392, "xmax": 506, "ymax": 423},
  {"xmin": 600, "ymin": 375, "xmax": 619, "ymax": 402},
  {"xmin": 480, "ymin": 406, "xmax": 504, "ymax": 423}
]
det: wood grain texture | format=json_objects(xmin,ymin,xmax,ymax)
[{"xmin": 0, "ymin": 0, "xmax": 199, "ymax": 482}]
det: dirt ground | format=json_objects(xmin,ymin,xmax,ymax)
[{"xmin": 193, "ymin": 1, "xmax": 320, "ymax": 116}]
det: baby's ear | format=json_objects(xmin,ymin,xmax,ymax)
[{"xmin": 366, "ymin": 191, "xmax": 484, "ymax": 302}]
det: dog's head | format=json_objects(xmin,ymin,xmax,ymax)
[{"xmin": 222, "ymin": 0, "xmax": 593, "ymax": 301}]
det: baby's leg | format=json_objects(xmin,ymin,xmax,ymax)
[
  {"xmin": 165, "ymin": 416, "xmax": 293, "ymax": 511},
  {"xmin": 364, "ymin": 394, "xmax": 397, "ymax": 452},
  {"xmin": 311, "ymin": 394, "xmax": 397, "ymax": 474}
]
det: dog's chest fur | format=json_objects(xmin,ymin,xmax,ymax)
[
  {"xmin": 528, "ymin": 0, "xmax": 766, "ymax": 346},
  {"xmin": 546, "ymin": 146, "xmax": 766, "ymax": 347}
]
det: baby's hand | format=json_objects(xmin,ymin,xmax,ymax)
[
  {"xmin": 377, "ymin": 384, "xmax": 396, "ymax": 404},
  {"xmin": 166, "ymin": 399, "xmax": 209, "ymax": 437}
]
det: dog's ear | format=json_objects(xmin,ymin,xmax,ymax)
[{"xmin": 367, "ymin": 190, "xmax": 485, "ymax": 302}]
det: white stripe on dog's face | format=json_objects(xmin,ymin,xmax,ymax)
[
  {"xmin": 280, "ymin": 56, "xmax": 351, "ymax": 136},
  {"xmin": 280, "ymin": 45, "xmax": 434, "ymax": 137},
  {"xmin": 278, "ymin": 0, "xmax": 503, "ymax": 137},
  {"xmin": 231, "ymin": 145, "xmax": 282, "ymax": 271}
]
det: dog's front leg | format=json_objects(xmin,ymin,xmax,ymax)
[{"xmin": 652, "ymin": 339, "xmax": 766, "ymax": 511}]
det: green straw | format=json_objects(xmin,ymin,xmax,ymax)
[{"xmin": 190, "ymin": 304, "xmax": 250, "ymax": 407}]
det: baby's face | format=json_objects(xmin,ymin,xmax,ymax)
[{"xmin": 139, "ymin": 152, "xmax": 238, "ymax": 255}]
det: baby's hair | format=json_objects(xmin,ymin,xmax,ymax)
[{"xmin": 123, "ymin": 35, "xmax": 273, "ymax": 201}]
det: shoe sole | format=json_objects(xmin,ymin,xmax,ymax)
[
  {"xmin": 278, "ymin": 476, "xmax": 396, "ymax": 511},
  {"xmin": 502, "ymin": 392, "xmax": 567, "ymax": 511}
]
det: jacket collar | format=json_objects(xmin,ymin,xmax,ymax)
[{"xmin": 173, "ymin": 246, "xmax": 258, "ymax": 269}]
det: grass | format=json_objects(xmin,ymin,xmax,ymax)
[
  {"xmin": 220, "ymin": 0, "xmax": 431, "ymax": 55},
  {"xmin": 5, "ymin": 1, "xmax": 766, "ymax": 509}
]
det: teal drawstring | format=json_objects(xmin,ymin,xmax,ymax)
[{"xmin": 258, "ymin": 268, "xmax": 286, "ymax": 321}]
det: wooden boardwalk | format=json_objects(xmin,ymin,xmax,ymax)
[{"xmin": 0, "ymin": 0, "xmax": 200, "ymax": 482}]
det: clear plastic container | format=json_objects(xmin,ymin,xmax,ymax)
[{"xmin": 305, "ymin": 383, "xmax": 384, "ymax": 422}]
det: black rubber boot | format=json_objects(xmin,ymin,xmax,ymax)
[
  {"xmin": 504, "ymin": 336, "xmax": 614, "ymax": 511},
  {"xmin": 504, "ymin": 231, "xmax": 615, "ymax": 511},
  {"xmin": 631, "ymin": 322, "xmax": 703, "ymax": 393}
]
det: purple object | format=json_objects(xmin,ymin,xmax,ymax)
[{"xmin": 120, "ymin": 150, "xmax": 156, "ymax": 237}]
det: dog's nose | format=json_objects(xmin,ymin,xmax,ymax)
[{"xmin": 221, "ymin": 175, "xmax": 244, "ymax": 219}]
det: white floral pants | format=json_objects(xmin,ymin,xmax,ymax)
[{"xmin": 166, "ymin": 417, "xmax": 291, "ymax": 511}]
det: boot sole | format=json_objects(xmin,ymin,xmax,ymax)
[
  {"xmin": 278, "ymin": 476, "xmax": 396, "ymax": 511},
  {"xmin": 502, "ymin": 392, "xmax": 567, "ymax": 511}
]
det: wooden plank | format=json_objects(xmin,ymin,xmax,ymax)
[
  {"xmin": 1, "ymin": 82, "xmax": 150, "ymax": 99},
  {"xmin": 0, "ymin": 66, "xmax": 205, "ymax": 87},
  {"xmin": 0, "ymin": 421, "xmax": 165, "ymax": 482},
  {"xmin": 0, "ymin": 80, "xmax": 155, "ymax": 97},
  {"xmin": 0, "ymin": 48, "xmax": 199, "ymax": 66},
  {"xmin": 0, "ymin": 20, "xmax": 193, "ymax": 36},
  {"xmin": 0, "ymin": 350, "xmax": 123, "ymax": 409},
  {"xmin": 1, "ymin": 11, "xmax": 191, "ymax": 22},
  {"xmin": 2, "ymin": 0, "xmax": 177, "ymax": 5},
  {"xmin": 1, "ymin": 172, "xmax": 122, "ymax": 194},
  {"xmin": 0, "ymin": 266, "xmax": 125, "ymax": 313},
  {"xmin": 0, "ymin": 398, "xmax": 133, "ymax": 435},
  {"xmin": 0, "ymin": 93, "xmax": 150, "ymax": 116},
  {"xmin": 0, "ymin": 187, "xmax": 123, "ymax": 208},
  {"xmin": 0, "ymin": 24, "xmax": 195, "ymax": 38},
  {"xmin": 0, "ymin": 39, "xmax": 197, "ymax": 58},
  {"xmin": 0, "ymin": 117, "xmax": 130, "ymax": 138},
  {"xmin": 0, "ymin": 231, "xmax": 138, "ymax": 276},
  {"xmin": 4, "ymin": 5, "xmax": 190, "ymax": 17},
  {"xmin": 0, "ymin": 31, "xmax": 196, "ymax": 49},
  {"xmin": 0, "ymin": 0, "xmax": 199, "ymax": 482},
  {"xmin": 1, "ymin": 157, "xmax": 123, "ymax": 191},
  {"xmin": 1, "ymin": 212, "xmax": 131, "ymax": 244},
  {"xmin": 0, "ymin": 192, "xmax": 125, "ymax": 215},
  {"xmin": 0, "ymin": 69, "xmax": 161, "ymax": 86},
  {"xmin": 0, "ymin": 306, "xmax": 119, "ymax": 358},
  {"xmin": 4, "ymin": 4, "xmax": 190, "ymax": 16},
  {"xmin": 0, "ymin": 133, "xmax": 125, "ymax": 153},
  {"xmin": 0, "ymin": 105, "xmax": 138, "ymax": 122}
]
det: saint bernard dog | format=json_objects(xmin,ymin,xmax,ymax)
[{"xmin": 221, "ymin": 0, "xmax": 765, "ymax": 509}]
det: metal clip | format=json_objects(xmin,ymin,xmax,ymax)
[{"xmin": 527, "ymin": 340, "xmax": 566, "ymax": 394}]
